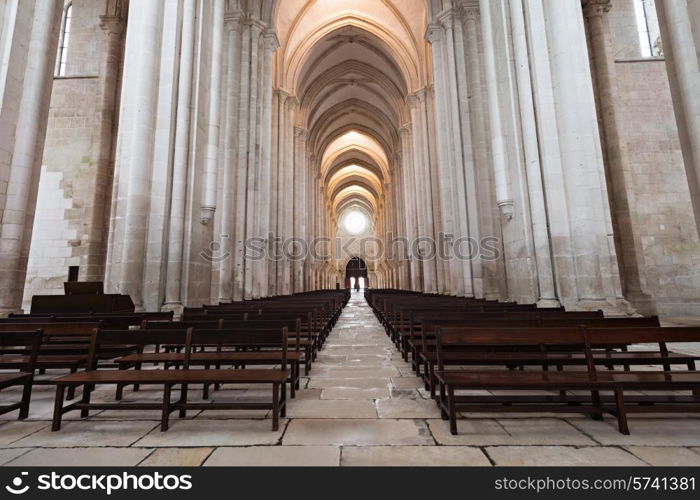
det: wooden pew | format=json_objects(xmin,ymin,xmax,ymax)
[
  {"xmin": 433, "ymin": 326, "xmax": 700, "ymax": 435},
  {"xmin": 0, "ymin": 331, "xmax": 42, "ymax": 419},
  {"xmin": 51, "ymin": 328, "xmax": 289, "ymax": 431}
]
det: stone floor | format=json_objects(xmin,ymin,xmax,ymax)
[{"xmin": 1, "ymin": 293, "xmax": 700, "ymax": 466}]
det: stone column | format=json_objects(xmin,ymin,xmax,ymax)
[
  {"xmin": 0, "ymin": 0, "xmax": 63, "ymax": 315},
  {"xmin": 106, "ymin": 1, "xmax": 164, "ymax": 309},
  {"xmin": 399, "ymin": 126, "xmax": 420, "ymax": 291},
  {"xmin": 162, "ymin": 0, "xmax": 197, "ymax": 313},
  {"xmin": 83, "ymin": 7, "xmax": 124, "ymax": 282},
  {"xmin": 200, "ymin": 0, "xmax": 224, "ymax": 225},
  {"xmin": 293, "ymin": 127, "xmax": 308, "ymax": 293},
  {"xmin": 583, "ymin": 0, "xmax": 656, "ymax": 313},
  {"xmin": 254, "ymin": 29, "xmax": 278, "ymax": 298},
  {"xmin": 232, "ymin": 22, "xmax": 252, "ymax": 302},
  {"xmin": 282, "ymin": 97, "xmax": 297, "ymax": 295},
  {"xmin": 542, "ymin": 0, "xmax": 626, "ymax": 310},
  {"xmin": 409, "ymin": 90, "xmax": 439, "ymax": 294},
  {"xmin": 480, "ymin": 1, "xmax": 514, "ymax": 221},
  {"xmin": 218, "ymin": 11, "xmax": 243, "ymax": 303},
  {"xmin": 508, "ymin": 0, "xmax": 559, "ymax": 308},
  {"xmin": 437, "ymin": 11, "xmax": 475, "ymax": 298},
  {"xmin": 656, "ymin": 0, "xmax": 700, "ymax": 237},
  {"xmin": 462, "ymin": 6, "xmax": 503, "ymax": 300},
  {"xmin": 273, "ymin": 90, "xmax": 288, "ymax": 296},
  {"xmin": 425, "ymin": 26, "xmax": 458, "ymax": 295},
  {"xmin": 243, "ymin": 21, "xmax": 263, "ymax": 300}
]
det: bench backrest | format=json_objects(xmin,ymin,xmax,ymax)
[
  {"xmin": 0, "ymin": 322, "xmax": 100, "ymax": 337},
  {"xmin": 90, "ymin": 329, "xmax": 191, "ymax": 370},
  {"xmin": 585, "ymin": 326, "xmax": 700, "ymax": 345},
  {"xmin": 191, "ymin": 328, "xmax": 288, "ymax": 370},
  {"xmin": 0, "ymin": 330, "xmax": 44, "ymax": 373},
  {"xmin": 435, "ymin": 326, "xmax": 594, "ymax": 373},
  {"xmin": 142, "ymin": 320, "xmax": 223, "ymax": 330}
]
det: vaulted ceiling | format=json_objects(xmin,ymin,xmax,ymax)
[{"xmin": 273, "ymin": 0, "xmax": 429, "ymax": 231}]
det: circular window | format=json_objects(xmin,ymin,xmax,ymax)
[{"xmin": 343, "ymin": 210, "xmax": 368, "ymax": 235}]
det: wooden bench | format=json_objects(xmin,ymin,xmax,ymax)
[
  {"xmin": 120, "ymin": 324, "xmax": 304, "ymax": 398},
  {"xmin": 51, "ymin": 328, "xmax": 289, "ymax": 431},
  {"xmin": 0, "ymin": 331, "xmax": 42, "ymax": 419},
  {"xmin": 434, "ymin": 326, "xmax": 700, "ymax": 435}
]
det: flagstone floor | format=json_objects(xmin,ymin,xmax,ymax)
[{"xmin": 1, "ymin": 293, "xmax": 700, "ymax": 466}]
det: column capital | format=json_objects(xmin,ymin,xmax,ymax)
[
  {"xmin": 406, "ymin": 93, "xmax": 419, "ymax": 109},
  {"xmin": 247, "ymin": 18, "xmax": 266, "ymax": 35},
  {"xmin": 99, "ymin": 15, "xmax": 124, "ymax": 36},
  {"xmin": 463, "ymin": 6, "xmax": 480, "ymax": 24},
  {"xmin": 582, "ymin": 0, "xmax": 612, "ymax": 19},
  {"xmin": 425, "ymin": 23, "xmax": 443, "ymax": 44},
  {"xmin": 399, "ymin": 123, "xmax": 412, "ymax": 136},
  {"xmin": 264, "ymin": 29, "xmax": 280, "ymax": 51},
  {"xmin": 275, "ymin": 88, "xmax": 291, "ymax": 101},
  {"xmin": 437, "ymin": 10, "xmax": 456, "ymax": 30},
  {"xmin": 294, "ymin": 127, "xmax": 308, "ymax": 141},
  {"xmin": 224, "ymin": 11, "xmax": 243, "ymax": 29},
  {"xmin": 407, "ymin": 88, "xmax": 427, "ymax": 108},
  {"xmin": 104, "ymin": 0, "xmax": 126, "ymax": 18}
]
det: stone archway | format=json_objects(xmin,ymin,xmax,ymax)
[{"xmin": 345, "ymin": 257, "xmax": 369, "ymax": 290}]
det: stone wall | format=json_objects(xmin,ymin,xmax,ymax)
[
  {"xmin": 608, "ymin": 0, "xmax": 700, "ymax": 316},
  {"xmin": 22, "ymin": 0, "xmax": 105, "ymax": 310},
  {"xmin": 615, "ymin": 60, "xmax": 700, "ymax": 316}
]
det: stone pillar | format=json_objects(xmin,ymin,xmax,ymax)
[
  {"xmin": 480, "ymin": 1, "xmax": 514, "ymax": 221},
  {"xmin": 254, "ymin": 29, "xmax": 278, "ymax": 298},
  {"xmin": 656, "ymin": 0, "xmax": 700, "ymax": 237},
  {"xmin": 583, "ymin": 0, "xmax": 656, "ymax": 314},
  {"xmin": 162, "ymin": 0, "xmax": 197, "ymax": 313},
  {"xmin": 0, "ymin": 0, "xmax": 63, "ymax": 315},
  {"xmin": 83, "ymin": 8, "xmax": 124, "ymax": 282},
  {"xmin": 293, "ymin": 127, "xmax": 308, "ymax": 293},
  {"xmin": 281, "ymin": 97, "xmax": 297, "ymax": 295},
  {"xmin": 401, "ymin": 126, "xmax": 420, "ymax": 292},
  {"xmin": 243, "ymin": 22, "xmax": 263, "ymax": 300},
  {"xmin": 462, "ymin": 6, "xmax": 504, "ymax": 301},
  {"xmin": 542, "ymin": 0, "xmax": 627, "ymax": 311},
  {"xmin": 508, "ymin": 0, "xmax": 559, "ymax": 308},
  {"xmin": 232, "ymin": 22, "xmax": 252, "ymax": 302},
  {"xmin": 408, "ymin": 90, "xmax": 439, "ymax": 294},
  {"xmin": 435, "ymin": 11, "xmax": 475, "ymax": 298},
  {"xmin": 106, "ymin": 1, "xmax": 164, "ymax": 309},
  {"xmin": 200, "ymin": 0, "xmax": 224, "ymax": 225},
  {"xmin": 218, "ymin": 11, "xmax": 243, "ymax": 303},
  {"xmin": 425, "ymin": 26, "xmax": 458, "ymax": 295}
]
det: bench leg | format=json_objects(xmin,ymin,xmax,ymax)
[
  {"xmin": 295, "ymin": 362, "xmax": 301, "ymax": 391},
  {"xmin": 179, "ymin": 384, "xmax": 188, "ymax": 418},
  {"xmin": 133, "ymin": 361, "xmax": 142, "ymax": 392},
  {"xmin": 116, "ymin": 364, "xmax": 126, "ymax": 401},
  {"xmin": 19, "ymin": 378, "xmax": 34, "ymax": 420},
  {"xmin": 590, "ymin": 390, "xmax": 603, "ymax": 421},
  {"xmin": 80, "ymin": 384, "xmax": 93, "ymax": 418},
  {"xmin": 161, "ymin": 384, "xmax": 172, "ymax": 432},
  {"xmin": 439, "ymin": 382, "xmax": 449, "ymax": 420},
  {"xmin": 52, "ymin": 385, "xmax": 66, "ymax": 432},
  {"xmin": 614, "ymin": 389, "xmax": 630, "ymax": 435},
  {"xmin": 67, "ymin": 367, "xmax": 77, "ymax": 400},
  {"xmin": 290, "ymin": 363, "xmax": 297, "ymax": 399},
  {"xmin": 272, "ymin": 383, "xmax": 280, "ymax": 431},
  {"xmin": 447, "ymin": 386, "xmax": 458, "ymax": 435},
  {"xmin": 281, "ymin": 382, "xmax": 287, "ymax": 418}
]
